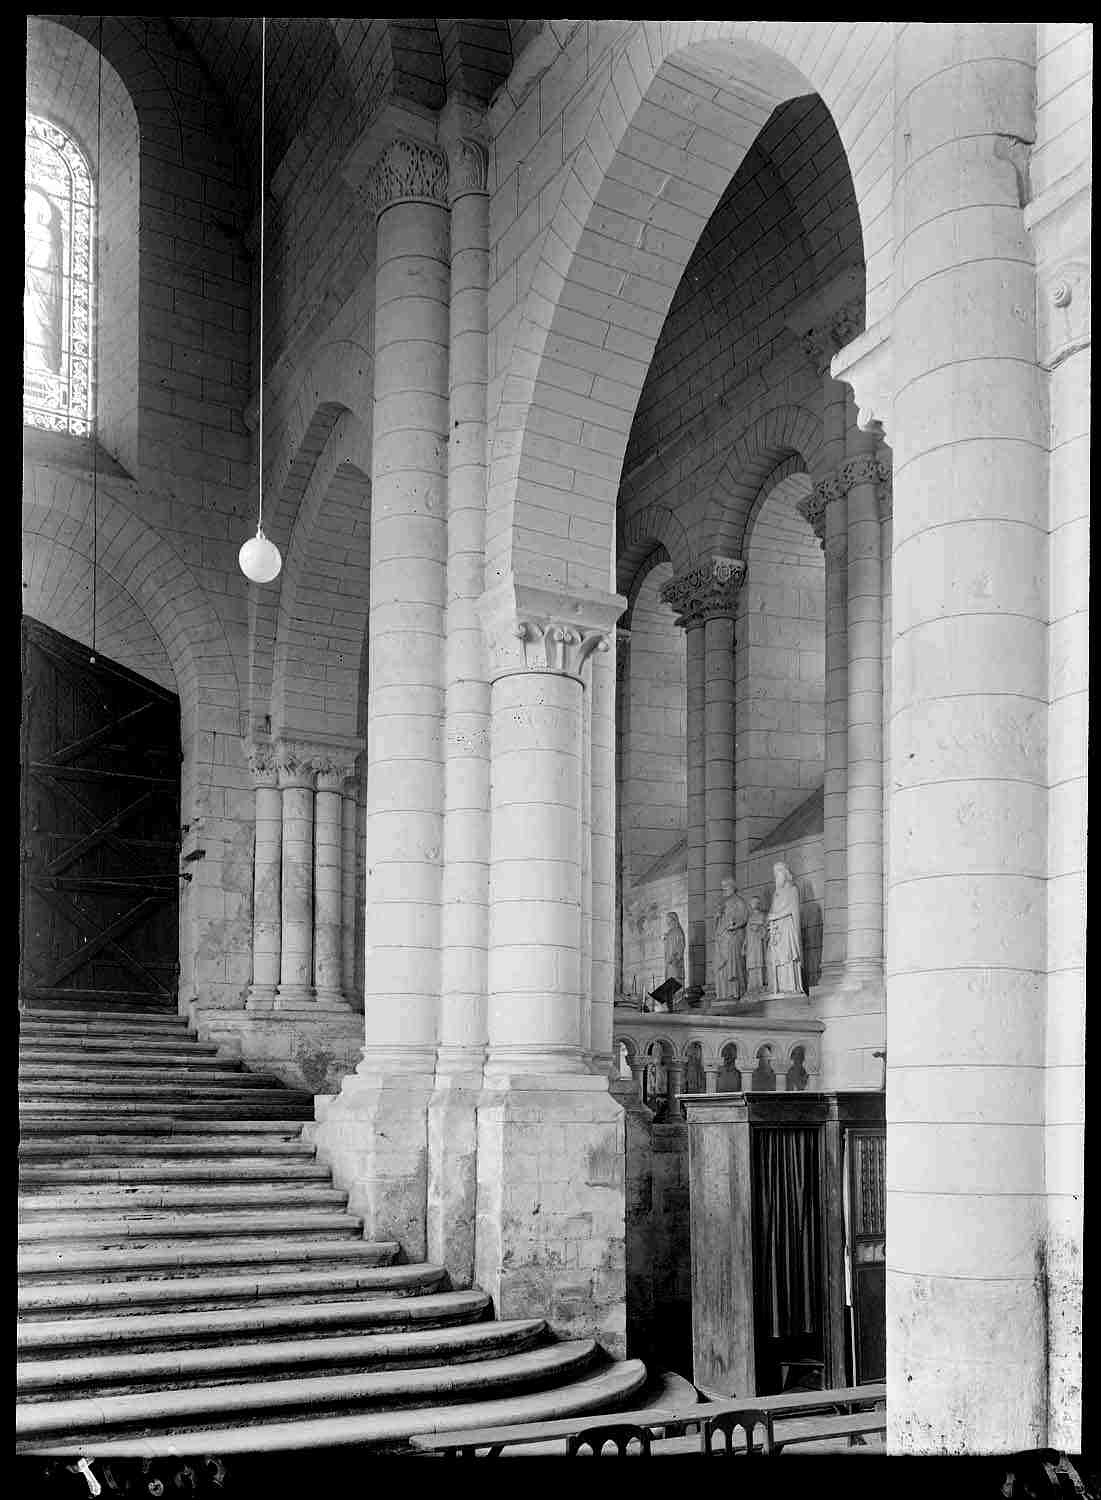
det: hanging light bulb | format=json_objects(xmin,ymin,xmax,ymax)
[
  {"xmin": 239, "ymin": 524, "xmax": 282, "ymax": 583},
  {"xmin": 238, "ymin": 16, "xmax": 281, "ymax": 585}
]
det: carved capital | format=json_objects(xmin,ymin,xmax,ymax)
[
  {"xmin": 799, "ymin": 296, "xmax": 865, "ymax": 375},
  {"xmin": 615, "ymin": 626, "xmax": 632, "ymax": 675},
  {"xmin": 244, "ymin": 740, "xmax": 278, "ymax": 788},
  {"xmin": 275, "ymin": 752, "xmax": 316, "ymax": 791},
  {"xmin": 274, "ymin": 737, "xmax": 359, "ymax": 790},
  {"xmin": 364, "ymin": 136, "xmax": 448, "ymax": 218},
  {"xmin": 660, "ymin": 556, "xmax": 746, "ymax": 628},
  {"xmin": 796, "ymin": 491, "xmax": 829, "ymax": 547},
  {"xmin": 838, "ymin": 454, "xmax": 891, "ymax": 493},
  {"xmin": 479, "ymin": 574, "xmax": 625, "ymax": 683},
  {"xmin": 314, "ymin": 761, "xmax": 352, "ymax": 795},
  {"xmin": 447, "ymin": 137, "xmax": 488, "ymax": 200}
]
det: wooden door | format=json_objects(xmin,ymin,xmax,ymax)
[
  {"xmin": 847, "ymin": 1128, "xmax": 886, "ymax": 1382},
  {"xmin": 20, "ymin": 617, "xmax": 182, "ymax": 1013}
]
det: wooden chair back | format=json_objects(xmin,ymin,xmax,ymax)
[
  {"xmin": 701, "ymin": 1409, "xmax": 775, "ymax": 1456},
  {"xmin": 566, "ymin": 1423, "xmax": 653, "ymax": 1457}
]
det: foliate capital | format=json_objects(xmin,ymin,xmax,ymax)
[
  {"xmin": 796, "ymin": 491, "xmax": 829, "ymax": 547},
  {"xmin": 799, "ymin": 296, "xmax": 865, "ymax": 375},
  {"xmin": 838, "ymin": 453, "xmax": 891, "ymax": 493},
  {"xmin": 447, "ymin": 137, "xmax": 488, "ymax": 200},
  {"xmin": 660, "ymin": 555, "xmax": 746, "ymax": 628},
  {"xmin": 478, "ymin": 574, "xmax": 625, "ymax": 683},
  {"xmin": 244, "ymin": 740, "xmax": 278, "ymax": 788},
  {"xmin": 364, "ymin": 136, "xmax": 448, "ymax": 219}
]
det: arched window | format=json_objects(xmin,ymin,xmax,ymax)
[{"xmin": 24, "ymin": 112, "xmax": 94, "ymax": 435}]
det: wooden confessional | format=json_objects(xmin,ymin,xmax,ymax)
[
  {"xmin": 19, "ymin": 618, "xmax": 182, "ymax": 1014},
  {"xmin": 683, "ymin": 1090, "xmax": 886, "ymax": 1397}
]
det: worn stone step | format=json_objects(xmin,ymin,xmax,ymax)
[
  {"xmin": 19, "ymin": 1235, "xmax": 402, "ymax": 1284},
  {"xmin": 19, "ymin": 1036, "xmax": 222, "ymax": 1057},
  {"xmin": 18, "ymin": 1318, "xmax": 547, "ymax": 1397},
  {"xmin": 20, "ymin": 1081, "xmax": 307, "ymax": 1101},
  {"xmin": 20, "ymin": 1102, "xmax": 316, "ymax": 1121},
  {"xmin": 19, "ymin": 1161, "xmax": 331, "ymax": 1186},
  {"xmin": 18, "ymin": 1184, "xmax": 348, "ymax": 1214},
  {"xmin": 20, "ymin": 1286, "xmax": 485, "ymax": 1355},
  {"xmin": 18, "ymin": 1261, "xmax": 433, "ymax": 1318},
  {"xmin": 19, "ymin": 1138, "xmax": 315, "ymax": 1163},
  {"xmin": 15, "ymin": 1339, "xmax": 601, "ymax": 1442},
  {"xmin": 17, "ymin": 1357, "xmax": 649, "ymax": 1456},
  {"xmin": 20, "ymin": 1006, "xmax": 190, "ymax": 1025},
  {"xmin": 18, "ymin": 1208, "xmax": 363, "ymax": 1245},
  {"xmin": 19, "ymin": 1053, "xmax": 238, "ymax": 1074},
  {"xmin": 19, "ymin": 1066, "xmax": 276, "ymax": 1088},
  {"xmin": 19, "ymin": 1121, "xmax": 309, "ymax": 1143}
]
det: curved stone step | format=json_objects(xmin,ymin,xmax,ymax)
[
  {"xmin": 20, "ymin": 1128, "xmax": 311, "ymax": 1151},
  {"xmin": 18, "ymin": 1208, "xmax": 362, "ymax": 1245},
  {"xmin": 20, "ymin": 1162, "xmax": 331, "ymax": 1186},
  {"xmin": 19, "ymin": 1065, "xmax": 265, "ymax": 1085},
  {"xmin": 19, "ymin": 1039, "xmax": 221, "ymax": 1059},
  {"xmin": 16, "ymin": 1339, "xmax": 601, "ymax": 1442},
  {"xmin": 20, "ymin": 1287, "xmax": 489, "ymax": 1356},
  {"xmin": 19, "ymin": 1236, "xmax": 402, "ymax": 1283},
  {"xmin": 19, "ymin": 1261, "xmax": 433, "ymax": 1319},
  {"xmin": 18, "ymin": 1184, "xmax": 348, "ymax": 1214},
  {"xmin": 19, "ymin": 1318, "xmax": 546, "ymax": 1398},
  {"xmin": 20, "ymin": 1102, "xmax": 316, "ymax": 1121},
  {"xmin": 18, "ymin": 1357, "xmax": 649, "ymax": 1456}
]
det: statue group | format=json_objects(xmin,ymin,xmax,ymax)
[{"xmin": 713, "ymin": 862, "xmax": 804, "ymax": 1002}]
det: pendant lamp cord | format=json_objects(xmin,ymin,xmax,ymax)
[
  {"xmin": 91, "ymin": 14, "xmax": 104, "ymax": 659},
  {"xmin": 256, "ymin": 17, "xmax": 266, "ymax": 536}
]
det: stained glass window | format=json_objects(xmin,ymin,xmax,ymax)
[{"xmin": 24, "ymin": 113, "xmax": 94, "ymax": 435}]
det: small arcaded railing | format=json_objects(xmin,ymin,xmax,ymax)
[{"xmin": 612, "ymin": 1006, "xmax": 825, "ymax": 1119}]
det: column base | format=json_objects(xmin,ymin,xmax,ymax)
[
  {"xmin": 274, "ymin": 984, "xmax": 316, "ymax": 1008},
  {"xmin": 306, "ymin": 1070, "xmax": 434, "ymax": 1260},
  {"xmin": 474, "ymin": 1079, "xmax": 627, "ymax": 1359},
  {"xmin": 245, "ymin": 984, "xmax": 277, "ymax": 1012}
]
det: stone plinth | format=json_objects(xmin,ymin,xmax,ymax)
[{"xmin": 193, "ymin": 1004, "xmax": 363, "ymax": 1094}]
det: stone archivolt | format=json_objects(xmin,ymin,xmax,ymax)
[
  {"xmin": 660, "ymin": 556, "xmax": 746, "ymax": 627},
  {"xmin": 364, "ymin": 136, "xmax": 448, "ymax": 217}
]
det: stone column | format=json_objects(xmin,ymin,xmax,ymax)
[
  {"xmin": 590, "ymin": 640, "xmax": 617, "ymax": 1073},
  {"xmin": 274, "ymin": 750, "xmax": 315, "ymax": 1007},
  {"xmin": 703, "ymin": 1064, "xmax": 719, "ymax": 1094},
  {"xmin": 880, "ymin": 23, "xmax": 1049, "ymax": 1453},
  {"xmin": 313, "ymin": 760, "xmax": 353, "ymax": 1008},
  {"xmin": 340, "ymin": 773, "xmax": 359, "ymax": 1008},
  {"xmin": 244, "ymin": 741, "xmax": 280, "ymax": 1011},
  {"xmin": 683, "ymin": 621, "xmax": 707, "ymax": 999},
  {"xmin": 1025, "ymin": 125, "xmax": 1089, "ymax": 1456},
  {"xmin": 661, "ymin": 557, "xmax": 746, "ymax": 1005},
  {"xmin": 309, "ymin": 127, "xmax": 450, "ymax": 1258},
  {"xmin": 428, "ymin": 120, "xmax": 490, "ymax": 1290},
  {"xmin": 878, "ymin": 456, "xmax": 893, "ymax": 977},
  {"xmin": 665, "ymin": 1060, "xmax": 686, "ymax": 1120},
  {"xmin": 474, "ymin": 575, "xmax": 628, "ymax": 1357},
  {"xmin": 840, "ymin": 429, "xmax": 887, "ymax": 998},
  {"xmin": 613, "ymin": 627, "xmax": 631, "ymax": 999}
]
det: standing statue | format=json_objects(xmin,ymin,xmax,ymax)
[
  {"xmin": 713, "ymin": 876, "xmax": 749, "ymax": 1001},
  {"xmin": 767, "ymin": 861, "xmax": 804, "ymax": 996},
  {"xmin": 744, "ymin": 896, "xmax": 767, "ymax": 994},
  {"xmin": 663, "ymin": 912, "xmax": 686, "ymax": 986}
]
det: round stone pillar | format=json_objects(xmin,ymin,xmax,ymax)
[
  {"xmin": 841, "ymin": 425, "xmax": 886, "ymax": 988},
  {"xmin": 817, "ymin": 381, "xmax": 849, "ymax": 990},
  {"xmin": 428, "ymin": 122, "xmax": 490, "ymax": 1292},
  {"xmin": 360, "ymin": 136, "xmax": 450, "ymax": 1077},
  {"xmin": 589, "ymin": 640, "xmax": 617, "ymax": 1071},
  {"xmin": 661, "ymin": 557, "xmax": 746, "ymax": 1005},
  {"xmin": 613, "ymin": 627, "xmax": 632, "ymax": 999},
  {"xmin": 340, "ymin": 773, "xmax": 359, "ymax": 1007},
  {"xmin": 886, "ymin": 22, "xmax": 1048, "ymax": 1453},
  {"xmin": 665, "ymin": 1060, "xmax": 686, "ymax": 1120},
  {"xmin": 275, "ymin": 753, "xmax": 315, "ymax": 1005},
  {"xmin": 245, "ymin": 742, "xmax": 280, "ymax": 1010},
  {"xmin": 473, "ymin": 577, "xmax": 627, "ymax": 1357},
  {"xmin": 312, "ymin": 763, "xmax": 348, "ymax": 1006}
]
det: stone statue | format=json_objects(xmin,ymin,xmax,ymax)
[
  {"xmin": 713, "ymin": 876, "xmax": 749, "ymax": 1001},
  {"xmin": 744, "ymin": 896, "xmax": 767, "ymax": 994},
  {"xmin": 766, "ymin": 861, "xmax": 804, "ymax": 996},
  {"xmin": 663, "ymin": 912, "xmax": 685, "ymax": 986}
]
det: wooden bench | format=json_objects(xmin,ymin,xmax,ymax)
[{"xmin": 407, "ymin": 1382, "xmax": 886, "ymax": 1458}]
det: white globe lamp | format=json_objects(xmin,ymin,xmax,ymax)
[{"xmin": 238, "ymin": 526, "xmax": 282, "ymax": 584}]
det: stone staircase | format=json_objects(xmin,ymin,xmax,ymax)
[{"xmin": 17, "ymin": 1004, "xmax": 648, "ymax": 1457}]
